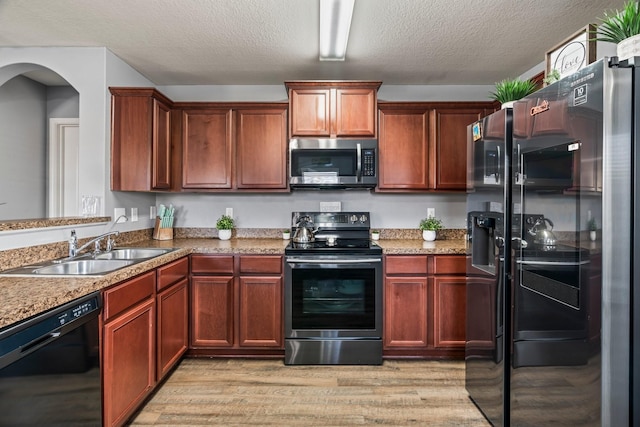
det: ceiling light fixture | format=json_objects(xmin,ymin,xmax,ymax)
[{"xmin": 319, "ymin": 0, "xmax": 355, "ymax": 61}]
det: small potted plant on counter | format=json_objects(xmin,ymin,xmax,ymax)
[
  {"xmin": 216, "ymin": 214, "xmax": 234, "ymax": 240},
  {"xmin": 282, "ymin": 229, "xmax": 291, "ymax": 240},
  {"xmin": 490, "ymin": 78, "xmax": 538, "ymax": 109},
  {"xmin": 588, "ymin": 218, "xmax": 597, "ymax": 241},
  {"xmin": 419, "ymin": 216, "xmax": 443, "ymax": 242},
  {"xmin": 371, "ymin": 230, "xmax": 380, "ymax": 241}
]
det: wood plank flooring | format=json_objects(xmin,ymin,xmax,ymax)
[{"xmin": 128, "ymin": 358, "xmax": 490, "ymax": 426}]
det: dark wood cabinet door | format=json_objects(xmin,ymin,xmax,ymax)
[
  {"xmin": 110, "ymin": 88, "xmax": 173, "ymax": 192},
  {"xmin": 383, "ymin": 276, "xmax": 428, "ymax": 348},
  {"xmin": 433, "ymin": 276, "xmax": 467, "ymax": 349},
  {"xmin": 152, "ymin": 98, "xmax": 171, "ymax": 189},
  {"xmin": 157, "ymin": 278, "xmax": 188, "ymax": 380},
  {"xmin": 238, "ymin": 276, "xmax": 283, "ymax": 348},
  {"xmin": 335, "ymin": 88, "xmax": 377, "ymax": 137},
  {"xmin": 432, "ymin": 107, "xmax": 484, "ymax": 190},
  {"xmin": 190, "ymin": 275, "xmax": 235, "ymax": 347},
  {"xmin": 466, "ymin": 275, "xmax": 496, "ymax": 354},
  {"xmin": 103, "ymin": 298, "xmax": 155, "ymax": 427},
  {"xmin": 182, "ymin": 109, "xmax": 233, "ymax": 189},
  {"xmin": 235, "ymin": 107, "xmax": 288, "ymax": 189},
  {"xmin": 378, "ymin": 106, "xmax": 430, "ymax": 190},
  {"xmin": 289, "ymin": 88, "xmax": 331, "ymax": 137}
]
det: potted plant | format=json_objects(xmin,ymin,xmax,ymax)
[
  {"xmin": 593, "ymin": 0, "xmax": 640, "ymax": 60},
  {"xmin": 419, "ymin": 216, "xmax": 443, "ymax": 242},
  {"xmin": 216, "ymin": 214, "xmax": 234, "ymax": 240},
  {"xmin": 543, "ymin": 69, "xmax": 561, "ymax": 86},
  {"xmin": 371, "ymin": 230, "xmax": 380, "ymax": 241},
  {"xmin": 587, "ymin": 218, "xmax": 597, "ymax": 241},
  {"xmin": 282, "ymin": 229, "xmax": 291, "ymax": 240},
  {"xmin": 490, "ymin": 78, "xmax": 538, "ymax": 109}
]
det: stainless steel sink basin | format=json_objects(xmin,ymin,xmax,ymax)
[
  {"xmin": 33, "ymin": 259, "xmax": 134, "ymax": 275},
  {"xmin": 0, "ymin": 247, "xmax": 178, "ymax": 277},
  {"xmin": 94, "ymin": 247, "xmax": 175, "ymax": 260}
]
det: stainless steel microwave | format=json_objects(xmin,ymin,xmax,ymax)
[{"xmin": 289, "ymin": 138, "xmax": 378, "ymax": 189}]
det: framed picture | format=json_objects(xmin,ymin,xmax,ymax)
[{"xmin": 545, "ymin": 24, "xmax": 596, "ymax": 81}]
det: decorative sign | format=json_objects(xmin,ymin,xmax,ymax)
[{"xmin": 545, "ymin": 24, "xmax": 596, "ymax": 82}]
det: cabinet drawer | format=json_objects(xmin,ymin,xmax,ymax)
[
  {"xmin": 191, "ymin": 254, "xmax": 234, "ymax": 275},
  {"xmin": 157, "ymin": 257, "xmax": 188, "ymax": 291},
  {"xmin": 432, "ymin": 255, "xmax": 466, "ymax": 275},
  {"xmin": 103, "ymin": 271, "xmax": 156, "ymax": 322},
  {"xmin": 239, "ymin": 256, "xmax": 282, "ymax": 274},
  {"xmin": 385, "ymin": 255, "xmax": 428, "ymax": 275}
]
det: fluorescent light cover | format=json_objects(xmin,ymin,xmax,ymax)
[{"xmin": 319, "ymin": 0, "xmax": 355, "ymax": 61}]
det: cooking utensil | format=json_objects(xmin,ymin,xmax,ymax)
[{"xmin": 528, "ymin": 217, "xmax": 557, "ymax": 246}]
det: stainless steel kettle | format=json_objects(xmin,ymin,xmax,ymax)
[
  {"xmin": 528, "ymin": 217, "xmax": 557, "ymax": 246},
  {"xmin": 292, "ymin": 216, "xmax": 319, "ymax": 243},
  {"xmin": 292, "ymin": 226, "xmax": 318, "ymax": 243}
]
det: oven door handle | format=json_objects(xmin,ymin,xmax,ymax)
[
  {"xmin": 516, "ymin": 260, "xmax": 590, "ymax": 266},
  {"xmin": 286, "ymin": 257, "xmax": 382, "ymax": 264}
]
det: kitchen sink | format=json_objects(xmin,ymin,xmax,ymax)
[
  {"xmin": 33, "ymin": 259, "xmax": 134, "ymax": 275},
  {"xmin": 94, "ymin": 247, "xmax": 175, "ymax": 260},
  {"xmin": 0, "ymin": 247, "xmax": 178, "ymax": 277}
]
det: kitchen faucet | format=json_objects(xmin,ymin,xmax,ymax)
[{"xmin": 65, "ymin": 230, "xmax": 120, "ymax": 259}]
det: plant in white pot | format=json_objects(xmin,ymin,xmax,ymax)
[
  {"xmin": 216, "ymin": 214, "xmax": 234, "ymax": 240},
  {"xmin": 490, "ymin": 78, "xmax": 538, "ymax": 109},
  {"xmin": 587, "ymin": 218, "xmax": 598, "ymax": 241},
  {"xmin": 419, "ymin": 216, "xmax": 443, "ymax": 242},
  {"xmin": 593, "ymin": 0, "xmax": 640, "ymax": 61}
]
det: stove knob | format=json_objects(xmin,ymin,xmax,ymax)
[
  {"xmin": 359, "ymin": 214, "xmax": 368, "ymax": 223},
  {"xmin": 349, "ymin": 214, "xmax": 358, "ymax": 223}
]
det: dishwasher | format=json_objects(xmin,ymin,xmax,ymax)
[{"xmin": 0, "ymin": 291, "xmax": 102, "ymax": 426}]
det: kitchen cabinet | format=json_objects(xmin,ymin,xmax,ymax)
[
  {"xmin": 179, "ymin": 103, "xmax": 288, "ymax": 191},
  {"xmin": 378, "ymin": 102, "xmax": 497, "ymax": 192},
  {"xmin": 190, "ymin": 254, "xmax": 284, "ymax": 356},
  {"xmin": 384, "ymin": 256, "xmax": 429, "ymax": 351},
  {"xmin": 383, "ymin": 254, "xmax": 466, "ymax": 358},
  {"xmin": 285, "ymin": 81, "xmax": 381, "ymax": 138},
  {"xmin": 156, "ymin": 257, "xmax": 189, "ymax": 380},
  {"xmin": 432, "ymin": 255, "xmax": 467, "ymax": 351},
  {"xmin": 110, "ymin": 88, "xmax": 173, "ymax": 191},
  {"xmin": 102, "ymin": 271, "xmax": 156, "ymax": 427},
  {"xmin": 102, "ymin": 256, "xmax": 189, "ymax": 427},
  {"xmin": 181, "ymin": 108, "xmax": 233, "ymax": 189}
]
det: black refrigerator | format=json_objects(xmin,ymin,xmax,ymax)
[{"xmin": 465, "ymin": 57, "xmax": 637, "ymax": 426}]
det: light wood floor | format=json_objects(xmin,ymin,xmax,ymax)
[{"xmin": 128, "ymin": 358, "xmax": 490, "ymax": 426}]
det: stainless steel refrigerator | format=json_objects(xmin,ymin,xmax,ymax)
[{"xmin": 465, "ymin": 57, "xmax": 636, "ymax": 426}]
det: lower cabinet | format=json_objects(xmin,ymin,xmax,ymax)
[
  {"xmin": 102, "ymin": 257, "xmax": 189, "ymax": 427},
  {"xmin": 383, "ymin": 254, "xmax": 466, "ymax": 358},
  {"xmin": 190, "ymin": 254, "xmax": 283, "ymax": 356},
  {"xmin": 102, "ymin": 271, "xmax": 156, "ymax": 427}
]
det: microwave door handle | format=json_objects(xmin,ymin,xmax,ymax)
[{"xmin": 356, "ymin": 143, "xmax": 362, "ymax": 182}]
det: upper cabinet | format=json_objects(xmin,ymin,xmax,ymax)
[
  {"xmin": 378, "ymin": 102, "xmax": 497, "ymax": 192},
  {"xmin": 110, "ymin": 88, "xmax": 173, "ymax": 191},
  {"xmin": 178, "ymin": 103, "xmax": 288, "ymax": 191},
  {"xmin": 285, "ymin": 81, "xmax": 381, "ymax": 138}
]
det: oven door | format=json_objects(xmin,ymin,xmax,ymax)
[{"xmin": 284, "ymin": 256, "xmax": 382, "ymax": 338}]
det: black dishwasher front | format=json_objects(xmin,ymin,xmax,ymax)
[{"xmin": 0, "ymin": 291, "xmax": 102, "ymax": 426}]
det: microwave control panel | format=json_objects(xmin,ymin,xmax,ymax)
[{"xmin": 362, "ymin": 149, "xmax": 376, "ymax": 176}]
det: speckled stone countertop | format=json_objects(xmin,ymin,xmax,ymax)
[{"xmin": 0, "ymin": 236, "xmax": 466, "ymax": 330}]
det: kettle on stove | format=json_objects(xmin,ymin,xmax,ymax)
[
  {"xmin": 292, "ymin": 216, "xmax": 319, "ymax": 243},
  {"xmin": 528, "ymin": 217, "xmax": 557, "ymax": 246}
]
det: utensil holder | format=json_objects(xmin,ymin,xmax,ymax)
[{"xmin": 153, "ymin": 217, "xmax": 173, "ymax": 240}]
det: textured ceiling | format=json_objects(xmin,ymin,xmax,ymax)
[{"xmin": 0, "ymin": 0, "xmax": 625, "ymax": 86}]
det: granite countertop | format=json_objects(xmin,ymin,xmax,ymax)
[{"xmin": 0, "ymin": 237, "xmax": 466, "ymax": 330}]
